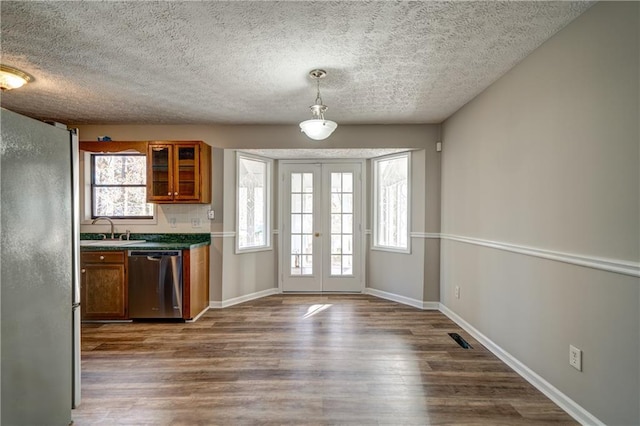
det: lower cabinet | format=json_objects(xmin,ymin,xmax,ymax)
[
  {"xmin": 80, "ymin": 245, "xmax": 209, "ymax": 321},
  {"xmin": 80, "ymin": 251, "xmax": 127, "ymax": 320},
  {"xmin": 183, "ymin": 245, "xmax": 210, "ymax": 320}
]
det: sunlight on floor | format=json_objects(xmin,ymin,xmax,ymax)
[{"xmin": 302, "ymin": 304, "xmax": 333, "ymax": 319}]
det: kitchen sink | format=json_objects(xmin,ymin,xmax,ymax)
[{"xmin": 80, "ymin": 240, "xmax": 146, "ymax": 247}]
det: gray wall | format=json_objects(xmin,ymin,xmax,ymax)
[
  {"xmin": 365, "ymin": 143, "xmax": 442, "ymax": 305},
  {"xmin": 77, "ymin": 123, "xmax": 441, "ymax": 304},
  {"xmin": 440, "ymin": 2, "xmax": 639, "ymax": 424}
]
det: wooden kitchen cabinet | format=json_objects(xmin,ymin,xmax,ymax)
[
  {"xmin": 80, "ymin": 251, "xmax": 127, "ymax": 320},
  {"xmin": 183, "ymin": 245, "xmax": 210, "ymax": 320},
  {"xmin": 147, "ymin": 141, "xmax": 211, "ymax": 204}
]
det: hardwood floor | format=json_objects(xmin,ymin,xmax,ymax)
[{"xmin": 73, "ymin": 294, "xmax": 576, "ymax": 425}]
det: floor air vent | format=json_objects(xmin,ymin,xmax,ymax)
[{"xmin": 449, "ymin": 333, "xmax": 473, "ymax": 349}]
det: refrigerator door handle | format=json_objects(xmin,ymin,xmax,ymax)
[{"xmin": 70, "ymin": 129, "xmax": 81, "ymax": 306}]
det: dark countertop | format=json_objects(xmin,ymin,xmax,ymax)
[{"xmin": 80, "ymin": 233, "xmax": 210, "ymax": 251}]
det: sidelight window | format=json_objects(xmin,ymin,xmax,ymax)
[
  {"xmin": 373, "ymin": 152, "xmax": 410, "ymax": 252},
  {"xmin": 236, "ymin": 152, "xmax": 272, "ymax": 252}
]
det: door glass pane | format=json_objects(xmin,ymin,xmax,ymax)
[
  {"xmin": 331, "ymin": 173, "xmax": 341, "ymax": 192},
  {"xmin": 302, "ymin": 214, "xmax": 313, "ymax": 234},
  {"xmin": 290, "ymin": 172, "xmax": 313, "ymax": 276},
  {"xmin": 342, "ymin": 235, "xmax": 352, "ymax": 254},
  {"xmin": 331, "ymin": 194, "xmax": 341, "ymax": 213},
  {"xmin": 331, "ymin": 214, "xmax": 341, "ymax": 234},
  {"xmin": 303, "ymin": 194, "xmax": 313, "ymax": 213},
  {"xmin": 291, "ymin": 194, "xmax": 302, "ymax": 213},
  {"xmin": 291, "ymin": 255, "xmax": 301, "ymax": 275},
  {"xmin": 342, "ymin": 193, "xmax": 353, "ymax": 213},
  {"xmin": 302, "ymin": 235, "xmax": 313, "ymax": 254},
  {"xmin": 177, "ymin": 146, "xmax": 196, "ymax": 197},
  {"xmin": 342, "ymin": 214, "xmax": 352, "ymax": 233},
  {"xmin": 330, "ymin": 172, "xmax": 354, "ymax": 276},
  {"xmin": 150, "ymin": 146, "xmax": 170, "ymax": 197},
  {"xmin": 331, "ymin": 255, "xmax": 342, "ymax": 275},
  {"xmin": 291, "ymin": 214, "xmax": 302, "ymax": 233},
  {"xmin": 331, "ymin": 235, "xmax": 342, "ymax": 254},
  {"xmin": 342, "ymin": 255, "xmax": 353, "ymax": 275},
  {"xmin": 303, "ymin": 173, "xmax": 313, "ymax": 193},
  {"xmin": 291, "ymin": 173, "xmax": 302, "ymax": 193},
  {"xmin": 343, "ymin": 174, "xmax": 353, "ymax": 192}
]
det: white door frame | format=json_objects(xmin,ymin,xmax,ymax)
[{"xmin": 278, "ymin": 159, "xmax": 366, "ymax": 293}]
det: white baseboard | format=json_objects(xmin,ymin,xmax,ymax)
[
  {"xmin": 364, "ymin": 287, "xmax": 439, "ymax": 310},
  {"xmin": 438, "ymin": 303, "xmax": 605, "ymax": 426},
  {"xmin": 210, "ymin": 288, "xmax": 279, "ymax": 309}
]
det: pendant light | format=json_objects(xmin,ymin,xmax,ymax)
[
  {"xmin": 299, "ymin": 69, "xmax": 338, "ymax": 141},
  {"xmin": 0, "ymin": 65, "xmax": 33, "ymax": 91}
]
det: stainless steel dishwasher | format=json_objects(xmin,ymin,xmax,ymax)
[{"xmin": 128, "ymin": 250, "xmax": 183, "ymax": 319}]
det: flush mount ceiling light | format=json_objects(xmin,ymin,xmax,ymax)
[
  {"xmin": 299, "ymin": 69, "xmax": 338, "ymax": 141},
  {"xmin": 0, "ymin": 65, "xmax": 34, "ymax": 91}
]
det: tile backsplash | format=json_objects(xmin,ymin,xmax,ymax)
[{"xmin": 80, "ymin": 204, "xmax": 213, "ymax": 234}]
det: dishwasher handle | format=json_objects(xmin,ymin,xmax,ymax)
[{"xmin": 128, "ymin": 250, "xmax": 182, "ymax": 257}]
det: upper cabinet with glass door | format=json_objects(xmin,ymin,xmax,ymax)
[{"xmin": 147, "ymin": 141, "xmax": 211, "ymax": 204}]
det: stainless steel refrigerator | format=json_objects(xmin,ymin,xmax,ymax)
[{"xmin": 1, "ymin": 108, "xmax": 81, "ymax": 424}]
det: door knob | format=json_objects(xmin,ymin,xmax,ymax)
[{"xmin": 315, "ymin": 232, "xmax": 320, "ymax": 237}]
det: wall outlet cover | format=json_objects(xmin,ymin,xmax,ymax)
[
  {"xmin": 455, "ymin": 286, "xmax": 460, "ymax": 299},
  {"xmin": 191, "ymin": 218, "xmax": 201, "ymax": 228},
  {"xmin": 569, "ymin": 345, "xmax": 582, "ymax": 371}
]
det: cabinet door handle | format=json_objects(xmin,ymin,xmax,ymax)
[
  {"xmin": 174, "ymin": 192, "xmax": 178, "ymax": 196},
  {"xmin": 99, "ymin": 255, "xmax": 105, "ymax": 260},
  {"xmin": 81, "ymin": 269, "xmax": 86, "ymax": 273},
  {"xmin": 167, "ymin": 192, "xmax": 172, "ymax": 196}
]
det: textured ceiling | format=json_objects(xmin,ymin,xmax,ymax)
[{"xmin": 0, "ymin": 1, "xmax": 593, "ymax": 125}]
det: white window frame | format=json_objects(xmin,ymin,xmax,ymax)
[
  {"xmin": 372, "ymin": 151, "xmax": 411, "ymax": 254},
  {"xmin": 81, "ymin": 151, "xmax": 157, "ymax": 225},
  {"xmin": 236, "ymin": 152, "xmax": 273, "ymax": 253}
]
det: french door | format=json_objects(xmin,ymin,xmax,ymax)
[{"xmin": 281, "ymin": 162, "xmax": 363, "ymax": 292}]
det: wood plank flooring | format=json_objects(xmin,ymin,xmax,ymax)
[{"xmin": 73, "ymin": 294, "xmax": 576, "ymax": 425}]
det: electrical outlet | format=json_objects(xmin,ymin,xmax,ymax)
[
  {"xmin": 207, "ymin": 209, "xmax": 215, "ymax": 220},
  {"xmin": 169, "ymin": 217, "xmax": 177, "ymax": 228},
  {"xmin": 455, "ymin": 286, "xmax": 460, "ymax": 299},
  {"xmin": 569, "ymin": 345, "xmax": 582, "ymax": 371},
  {"xmin": 191, "ymin": 218, "xmax": 201, "ymax": 228}
]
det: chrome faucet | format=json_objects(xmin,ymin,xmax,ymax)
[{"xmin": 91, "ymin": 217, "xmax": 115, "ymax": 239}]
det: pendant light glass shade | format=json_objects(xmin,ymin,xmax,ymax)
[
  {"xmin": 299, "ymin": 69, "xmax": 338, "ymax": 141},
  {"xmin": 299, "ymin": 118, "xmax": 338, "ymax": 140}
]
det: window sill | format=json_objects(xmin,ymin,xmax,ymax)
[{"xmin": 370, "ymin": 245, "xmax": 411, "ymax": 255}]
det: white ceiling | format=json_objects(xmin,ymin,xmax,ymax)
[{"xmin": 0, "ymin": 1, "xmax": 593, "ymax": 126}]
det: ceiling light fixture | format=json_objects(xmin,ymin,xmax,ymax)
[
  {"xmin": 299, "ymin": 69, "xmax": 337, "ymax": 141},
  {"xmin": 0, "ymin": 65, "xmax": 34, "ymax": 91}
]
